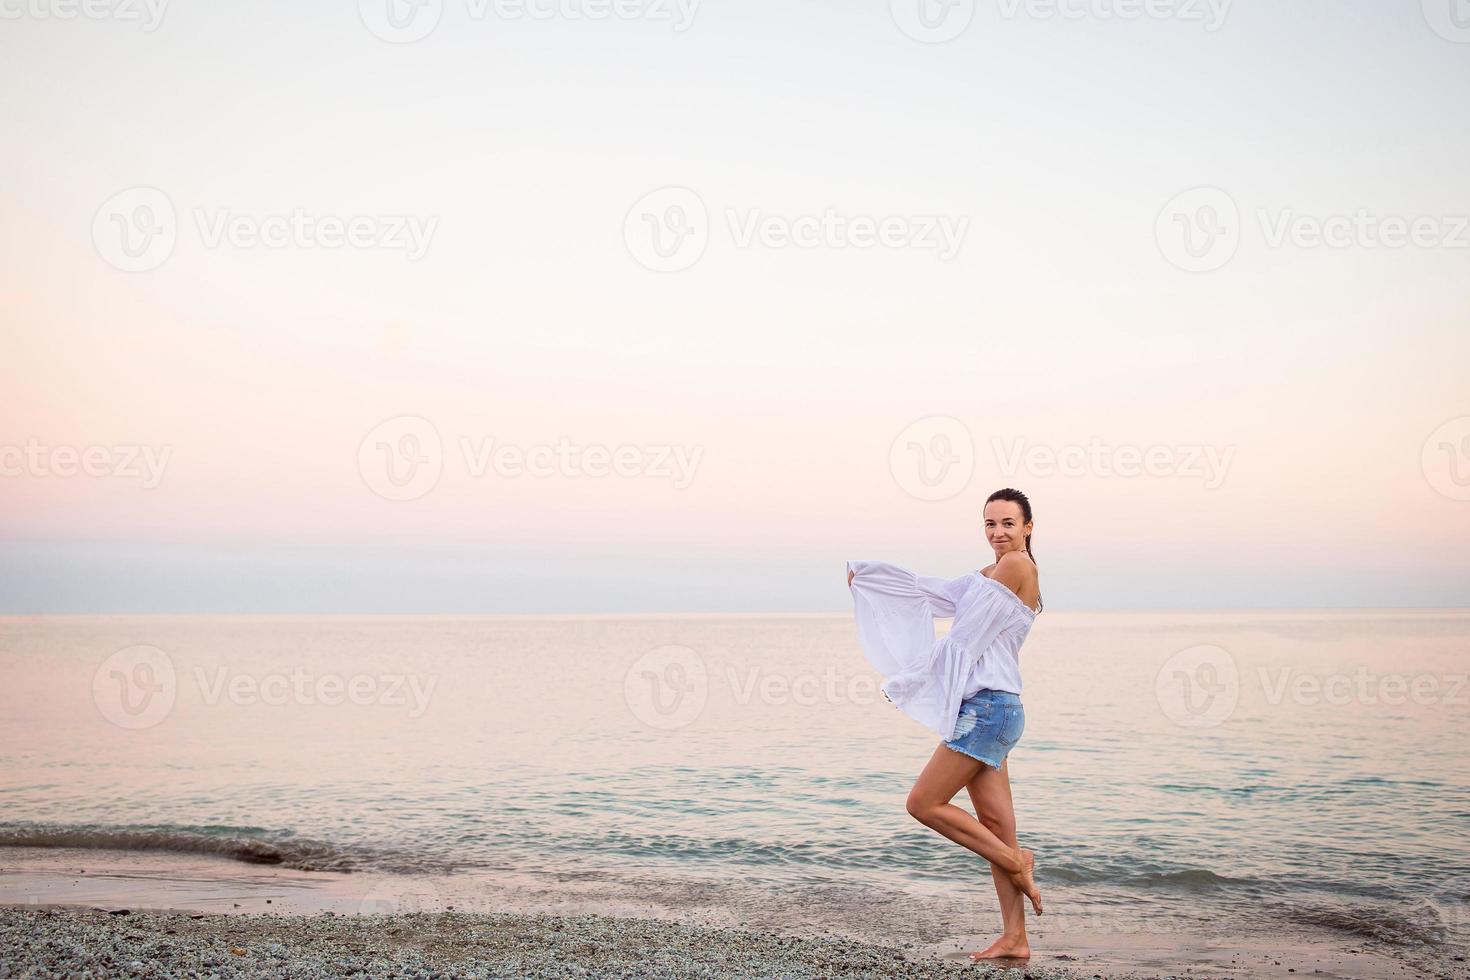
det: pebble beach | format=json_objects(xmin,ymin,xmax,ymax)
[{"xmin": 0, "ymin": 905, "xmax": 1107, "ymax": 980}]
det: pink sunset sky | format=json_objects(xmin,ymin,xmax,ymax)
[{"xmin": 2, "ymin": 0, "xmax": 1467, "ymax": 612}]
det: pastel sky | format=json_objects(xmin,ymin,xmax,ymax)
[{"xmin": 2, "ymin": 0, "xmax": 1467, "ymax": 612}]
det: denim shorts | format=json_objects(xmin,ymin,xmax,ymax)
[{"xmin": 942, "ymin": 689, "xmax": 1025, "ymax": 770}]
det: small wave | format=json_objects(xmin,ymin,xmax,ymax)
[
  {"xmin": 0, "ymin": 823, "xmax": 452, "ymax": 874},
  {"xmin": 1134, "ymin": 867, "xmax": 1242, "ymax": 888},
  {"xmin": 1277, "ymin": 900, "xmax": 1445, "ymax": 947},
  {"xmin": 1045, "ymin": 863, "xmax": 1250, "ymax": 890}
]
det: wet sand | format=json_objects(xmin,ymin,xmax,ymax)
[{"xmin": 1, "ymin": 847, "xmax": 1461, "ymax": 979}]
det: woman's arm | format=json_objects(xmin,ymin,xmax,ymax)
[
  {"xmin": 845, "ymin": 560, "xmax": 991, "ymax": 741},
  {"xmin": 845, "ymin": 560, "xmax": 965, "ymax": 617}
]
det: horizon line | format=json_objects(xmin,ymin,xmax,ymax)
[{"xmin": 2, "ymin": 606, "xmax": 1467, "ymax": 620}]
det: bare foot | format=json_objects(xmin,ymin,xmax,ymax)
[
  {"xmin": 1007, "ymin": 847, "xmax": 1044, "ymax": 916},
  {"xmin": 969, "ymin": 935, "xmax": 1030, "ymax": 961}
]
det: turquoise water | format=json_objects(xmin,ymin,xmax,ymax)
[{"xmin": 1, "ymin": 611, "xmax": 1467, "ymax": 970}]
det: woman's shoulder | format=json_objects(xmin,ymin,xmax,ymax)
[
  {"xmin": 982, "ymin": 553, "xmax": 1037, "ymax": 577},
  {"xmin": 997, "ymin": 551, "xmax": 1037, "ymax": 571}
]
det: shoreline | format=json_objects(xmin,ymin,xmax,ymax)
[
  {"xmin": 1, "ymin": 847, "xmax": 1461, "ymax": 979},
  {"xmin": 5, "ymin": 901, "xmax": 1461, "ymax": 980}
]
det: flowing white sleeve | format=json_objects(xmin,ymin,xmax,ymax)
[
  {"xmin": 844, "ymin": 560, "xmax": 968, "ymax": 678},
  {"xmin": 846, "ymin": 560, "xmax": 1017, "ymax": 741}
]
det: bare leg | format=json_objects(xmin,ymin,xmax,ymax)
[
  {"xmin": 965, "ymin": 758, "xmax": 1031, "ymax": 959},
  {"xmin": 905, "ymin": 744, "xmax": 1029, "ymax": 875}
]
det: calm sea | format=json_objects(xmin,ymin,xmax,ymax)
[{"xmin": 2, "ymin": 612, "xmax": 1467, "ymax": 974}]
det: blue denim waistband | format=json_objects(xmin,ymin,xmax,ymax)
[{"xmin": 963, "ymin": 689, "xmax": 1021, "ymax": 705}]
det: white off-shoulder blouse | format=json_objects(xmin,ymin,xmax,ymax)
[{"xmin": 845, "ymin": 559, "xmax": 1037, "ymax": 741}]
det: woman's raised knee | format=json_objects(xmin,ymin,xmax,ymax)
[{"xmin": 904, "ymin": 791, "xmax": 934, "ymax": 821}]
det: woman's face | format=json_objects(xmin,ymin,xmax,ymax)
[{"xmin": 984, "ymin": 500, "xmax": 1031, "ymax": 554}]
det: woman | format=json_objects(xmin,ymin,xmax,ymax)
[{"xmin": 845, "ymin": 487, "xmax": 1044, "ymax": 962}]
